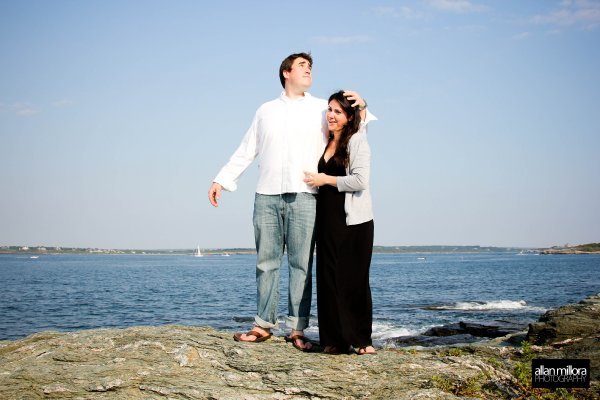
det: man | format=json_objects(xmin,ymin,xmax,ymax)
[{"xmin": 208, "ymin": 52, "xmax": 370, "ymax": 350}]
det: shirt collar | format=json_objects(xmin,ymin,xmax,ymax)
[{"xmin": 279, "ymin": 91, "xmax": 312, "ymax": 103}]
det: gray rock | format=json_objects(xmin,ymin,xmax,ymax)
[
  {"xmin": 1, "ymin": 294, "xmax": 598, "ymax": 399},
  {"xmin": 392, "ymin": 321, "xmax": 527, "ymax": 347},
  {"xmin": 0, "ymin": 325, "xmax": 520, "ymax": 399},
  {"xmin": 527, "ymin": 293, "xmax": 600, "ymax": 381},
  {"xmin": 392, "ymin": 333, "xmax": 483, "ymax": 347},
  {"xmin": 527, "ymin": 293, "xmax": 600, "ymax": 345},
  {"xmin": 424, "ymin": 321, "xmax": 527, "ymax": 339}
]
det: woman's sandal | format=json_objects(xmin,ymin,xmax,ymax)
[
  {"xmin": 323, "ymin": 345, "xmax": 343, "ymax": 355},
  {"xmin": 233, "ymin": 329, "xmax": 272, "ymax": 343},
  {"xmin": 355, "ymin": 346, "xmax": 376, "ymax": 355}
]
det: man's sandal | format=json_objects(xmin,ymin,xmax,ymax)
[
  {"xmin": 285, "ymin": 334, "xmax": 315, "ymax": 352},
  {"xmin": 233, "ymin": 329, "xmax": 272, "ymax": 343}
]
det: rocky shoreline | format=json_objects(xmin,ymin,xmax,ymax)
[
  {"xmin": 1, "ymin": 295, "xmax": 598, "ymax": 399},
  {"xmin": 390, "ymin": 320, "xmax": 528, "ymax": 347},
  {"xmin": 539, "ymin": 249, "xmax": 600, "ymax": 255},
  {"xmin": 538, "ymin": 243, "xmax": 600, "ymax": 255}
]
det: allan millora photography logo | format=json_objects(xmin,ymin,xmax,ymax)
[{"xmin": 532, "ymin": 359, "xmax": 590, "ymax": 388}]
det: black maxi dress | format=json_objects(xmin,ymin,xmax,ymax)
[{"xmin": 316, "ymin": 154, "xmax": 374, "ymax": 350}]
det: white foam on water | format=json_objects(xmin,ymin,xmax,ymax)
[
  {"xmin": 430, "ymin": 299, "xmax": 546, "ymax": 311},
  {"xmin": 457, "ymin": 300, "xmax": 526, "ymax": 310},
  {"xmin": 300, "ymin": 321, "xmax": 427, "ymax": 341},
  {"xmin": 371, "ymin": 321, "xmax": 425, "ymax": 340}
]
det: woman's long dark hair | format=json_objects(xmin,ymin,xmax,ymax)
[{"xmin": 328, "ymin": 90, "xmax": 362, "ymax": 168}]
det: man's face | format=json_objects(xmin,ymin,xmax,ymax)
[{"xmin": 284, "ymin": 57, "xmax": 312, "ymax": 90}]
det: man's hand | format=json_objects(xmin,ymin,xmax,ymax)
[
  {"xmin": 208, "ymin": 182, "xmax": 222, "ymax": 207},
  {"xmin": 343, "ymin": 90, "xmax": 366, "ymax": 109}
]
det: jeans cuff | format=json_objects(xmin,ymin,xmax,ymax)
[
  {"xmin": 285, "ymin": 316, "xmax": 309, "ymax": 331},
  {"xmin": 254, "ymin": 315, "xmax": 278, "ymax": 330}
]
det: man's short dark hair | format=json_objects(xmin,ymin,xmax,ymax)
[{"xmin": 279, "ymin": 52, "xmax": 312, "ymax": 88}]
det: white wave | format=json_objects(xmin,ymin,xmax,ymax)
[
  {"xmin": 431, "ymin": 300, "xmax": 533, "ymax": 311},
  {"xmin": 303, "ymin": 320, "xmax": 426, "ymax": 341},
  {"xmin": 303, "ymin": 322, "xmax": 419, "ymax": 339},
  {"xmin": 371, "ymin": 321, "xmax": 424, "ymax": 340}
]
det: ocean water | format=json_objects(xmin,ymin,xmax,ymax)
[{"xmin": 0, "ymin": 252, "xmax": 598, "ymax": 346}]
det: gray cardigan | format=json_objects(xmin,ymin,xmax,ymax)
[{"xmin": 335, "ymin": 130, "xmax": 373, "ymax": 225}]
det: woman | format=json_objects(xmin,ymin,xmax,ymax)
[{"xmin": 304, "ymin": 90, "xmax": 376, "ymax": 355}]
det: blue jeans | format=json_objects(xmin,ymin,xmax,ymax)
[{"xmin": 253, "ymin": 193, "xmax": 316, "ymax": 331}]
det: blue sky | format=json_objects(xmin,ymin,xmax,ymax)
[{"xmin": 1, "ymin": 0, "xmax": 599, "ymax": 249}]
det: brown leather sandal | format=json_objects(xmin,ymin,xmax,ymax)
[
  {"xmin": 323, "ymin": 345, "xmax": 341, "ymax": 355},
  {"xmin": 233, "ymin": 329, "xmax": 272, "ymax": 343},
  {"xmin": 355, "ymin": 346, "xmax": 377, "ymax": 355},
  {"xmin": 285, "ymin": 334, "xmax": 315, "ymax": 352}
]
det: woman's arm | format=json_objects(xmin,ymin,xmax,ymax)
[
  {"xmin": 303, "ymin": 133, "xmax": 371, "ymax": 191},
  {"xmin": 336, "ymin": 134, "xmax": 371, "ymax": 192},
  {"xmin": 303, "ymin": 171, "xmax": 337, "ymax": 187}
]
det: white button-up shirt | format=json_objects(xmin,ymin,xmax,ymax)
[
  {"xmin": 214, "ymin": 91, "xmax": 375, "ymax": 195},
  {"xmin": 214, "ymin": 92, "xmax": 327, "ymax": 195}
]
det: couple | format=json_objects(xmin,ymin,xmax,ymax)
[{"xmin": 208, "ymin": 52, "xmax": 376, "ymax": 355}]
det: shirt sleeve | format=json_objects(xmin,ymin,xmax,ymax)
[
  {"xmin": 363, "ymin": 109, "xmax": 378, "ymax": 125},
  {"xmin": 213, "ymin": 113, "xmax": 259, "ymax": 192}
]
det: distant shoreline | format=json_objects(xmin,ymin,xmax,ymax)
[{"xmin": 1, "ymin": 244, "xmax": 598, "ymax": 256}]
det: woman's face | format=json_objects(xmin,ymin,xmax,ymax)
[{"xmin": 326, "ymin": 99, "xmax": 349, "ymax": 135}]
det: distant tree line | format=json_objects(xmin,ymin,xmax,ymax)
[{"xmin": 573, "ymin": 243, "xmax": 600, "ymax": 252}]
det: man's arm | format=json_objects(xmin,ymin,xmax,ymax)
[
  {"xmin": 207, "ymin": 114, "xmax": 259, "ymax": 207},
  {"xmin": 343, "ymin": 90, "xmax": 368, "ymax": 120}
]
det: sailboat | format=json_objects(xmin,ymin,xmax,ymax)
[{"xmin": 194, "ymin": 246, "xmax": 203, "ymax": 257}]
